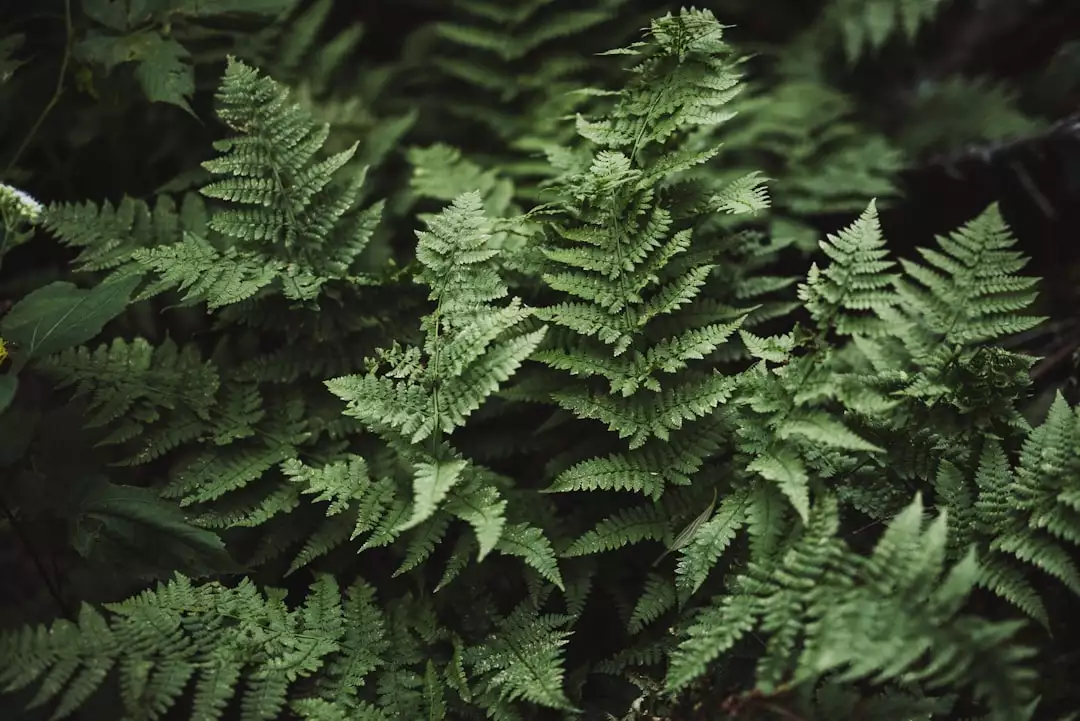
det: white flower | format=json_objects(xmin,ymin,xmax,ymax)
[{"xmin": 0, "ymin": 182, "xmax": 43, "ymax": 223}]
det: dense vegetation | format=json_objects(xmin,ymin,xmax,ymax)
[{"xmin": 1, "ymin": 1, "xmax": 1079, "ymax": 719}]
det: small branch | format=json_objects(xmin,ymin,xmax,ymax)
[
  {"xmin": 1031, "ymin": 333, "xmax": 1080, "ymax": 382},
  {"xmin": 923, "ymin": 111, "xmax": 1080, "ymax": 174},
  {"xmin": 4, "ymin": 0, "xmax": 73, "ymax": 175},
  {"xmin": 0, "ymin": 491, "xmax": 73, "ymax": 619}
]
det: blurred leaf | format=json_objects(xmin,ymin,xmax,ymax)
[
  {"xmin": 0, "ymin": 34, "xmax": 26, "ymax": 84},
  {"xmin": 66, "ymin": 475, "xmax": 243, "ymax": 576},
  {"xmin": 81, "ymin": 0, "xmax": 131, "ymax": 31}
]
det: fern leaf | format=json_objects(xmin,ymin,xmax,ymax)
[
  {"xmin": 563, "ymin": 503, "xmax": 669, "ymax": 557},
  {"xmin": 496, "ymin": 522, "xmax": 564, "ymax": 590},
  {"xmin": 466, "ymin": 601, "xmax": 574, "ymax": 710},
  {"xmin": 796, "ymin": 200, "xmax": 899, "ymax": 337},
  {"xmin": 398, "ymin": 460, "xmax": 469, "ymax": 532},
  {"xmin": 674, "ymin": 489, "xmax": 748, "ymax": 594}
]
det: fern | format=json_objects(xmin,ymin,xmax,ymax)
[
  {"xmin": 403, "ymin": 0, "xmax": 639, "ymax": 201},
  {"xmin": 321, "ymin": 192, "xmax": 556, "ymax": 575},
  {"xmin": 42, "ymin": 193, "xmax": 197, "ymax": 281},
  {"xmin": 970, "ymin": 394, "xmax": 1080, "ymax": 625},
  {"xmin": 37, "ymin": 337, "xmax": 218, "ymax": 445},
  {"xmin": 133, "ymin": 56, "xmax": 380, "ymax": 309},
  {"xmin": 817, "ymin": 0, "xmax": 951, "ymax": 63},
  {"xmin": 898, "ymin": 75, "xmax": 1044, "ymax": 156},
  {"xmin": 465, "ymin": 598, "xmax": 575, "ymax": 710},
  {"xmin": 667, "ymin": 494, "xmax": 1039, "ymax": 721},
  {"xmin": 4, "ymin": 6, "xmax": 1080, "ymax": 721},
  {"xmin": 327, "ymin": 191, "xmax": 545, "ymax": 444},
  {"xmin": 797, "ymin": 200, "xmax": 899, "ymax": 337},
  {"xmin": 0, "ymin": 574, "xmax": 388, "ymax": 721},
  {"xmin": 532, "ymin": 10, "xmax": 762, "ymax": 509}
]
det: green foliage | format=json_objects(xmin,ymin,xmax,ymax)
[
  {"xmin": 135, "ymin": 55, "xmax": 378, "ymax": 308},
  {"xmin": 0, "ymin": 573, "xmax": 388, "ymax": 721},
  {"xmin": 667, "ymin": 494, "xmax": 1039, "ymax": 721},
  {"xmin": 0, "ymin": 275, "xmax": 139, "ymax": 371},
  {"xmin": 966, "ymin": 394, "xmax": 1080, "ymax": 627},
  {"xmin": 400, "ymin": 0, "xmax": 640, "ymax": 203},
  {"xmin": 1, "ymin": 3, "xmax": 1078, "ymax": 721},
  {"xmin": 465, "ymin": 598, "xmax": 575, "ymax": 709},
  {"xmin": 75, "ymin": 0, "xmax": 297, "ymax": 113},
  {"xmin": 38, "ymin": 336, "xmax": 218, "ymax": 447},
  {"xmin": 818, "ymin": 0, "xmax": 949, "ymax": 63}
]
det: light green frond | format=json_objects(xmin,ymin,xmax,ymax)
[
  {"xmin": 973, "ymin": 394, "xmax": 1080, "ymax": 611},
  {"xmin": 327, "ymin": 191, "xmax": 543, "ymax": 446},
  {"xmin": 398, "ymin": 459, "xmax": 469, "ymax": 532},
  {"xmin": 282, "ymin": 455, "xmax": 371, "ymax": 517},
  {"xmin": 132, "ymin": 232, "xmax": 281, "ymax": 308},
  {"xmin": 710, "ymin": 171, "xmax": 771, "ymax": 215},
  {"xmin": 496, "ymin": 522, "xmax": 564, "ymax": 589},
  {"xmin": 563, "ymin": 503, "xmax": 669, "ymax": 557},
  {"xmin": 550, "ymin": 372, "xmax": 735, "ymax": 449},
  {"xmin": 797, "ymin": 200, "xmax": 899, "ymax": 337},
  {"xmin": 895, "ymin": 203, "xmax": 1045, "ymax": 351},
  {"xmin": 0, "ymin": 574, "xmax": 387, "ymax": 721},
  {"xmin": 465, "ymin": 601, "xmax": 574, "ymax": 710},
  {"xmin": 446, "ymin": 485, "xmax": 508, "ymax": 561}
]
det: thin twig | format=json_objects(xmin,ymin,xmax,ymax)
[
  {"xmin": 0, "ymin": 491, "xmax": 73, "ymax": 618},
  {"xmin": 924, "ymin": 111, "xmax": 1080, "ymax": 172},
  {"xmin": 4, "ymin": 0, "xmax": 73, "ymax": 175}
]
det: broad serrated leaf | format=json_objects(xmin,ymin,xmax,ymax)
[
  {"xmin": 133, "ymin": 36, "xmax": 195, "ymax": 114},
  {"xmin": 1, "ymin": 275, "xmax": 141, "ymax": 370}
]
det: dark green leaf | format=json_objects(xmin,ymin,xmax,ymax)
[
  {"xmin": 133, "ymin": 36, "xmax": 195, "ymax": 114},
  {"xmin": 0, "ymin": 275, "xmax": 141, "ymax": 369},
  {"xmin": 67, "ymin": 476, "xmax": 242, "ymax": 576},
  {"xmin": 0, "ymin": 375, "xmax": 15, "ymax": 414}
]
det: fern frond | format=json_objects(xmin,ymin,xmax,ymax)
[
  {"xmin": 819, "ymin": 0, "xmax": 949, "ymax": 63},
  {"xmin": 0, "ymin": 574, "xmax": 387, "ymax": 721},
  {"xmin": 974, "ymin": 395, "xmax": 1080, "ymax": 613},
  {"xmin": 42, "ymin": 194, "xmax": 199, "ymax": 279},
  {"xmin": 465, "ymin": 600, "xmax": 575, "ymax": 710},
  {"xmin": 629, "ymin": 573, "xmax": 677, "ymax": 634},
  {"xmin": 895, "ymin": 203, "xmax": 1045, "ymax": 351},
  {"xmin": 162, "ymin": 397, "xmax": 309, "ymax": 507},
  {"xmin": 666, "ymin": 493, "xmax": 1040, "ymax": 720},
  {"xmin": 797, "ymin": 200, "xmax": 899, "ymax": 337},
  {"xmin": 326, "ymin": 192, "xmax": 545, "ymax": 444},
  {"xmin": 38, "ymin": 337, "xmax": 218, "ymax": 443},
  {"xmin": 132, "ymin": 57, "xmax": 380, "ymax": 309},
  {"xmin": 563, "ymin": 503, "xmax": 670, "ymax": 557},
  {"xmin": 674, "ymin": 488, "xmax": 749, "ymax": 594},
  {"xmin": 495, "ymin": 522, "xmax": 564, "ymax": 590}
]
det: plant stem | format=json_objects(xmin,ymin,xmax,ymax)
[{"xmin": 4, "ymin": 0, "xmax": 73, "ymax": 175}]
